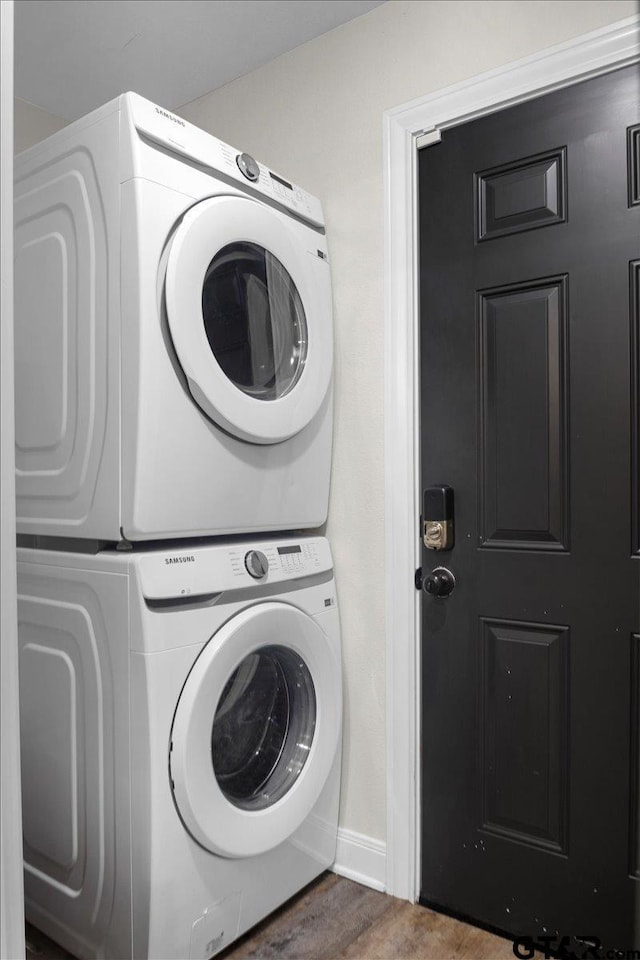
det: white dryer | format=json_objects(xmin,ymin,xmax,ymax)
[
  {"xmin": 18, "ymin": 536, "xmax": 341, "ymax": 959},
  {"xmin": 14, "ymin": 94, "xmax": 333, "ymax": 543}
]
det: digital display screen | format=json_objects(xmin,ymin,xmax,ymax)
[
  {"xmin": 270, "ymin": 171, "xmax": 293, "ymax": 191},
  {"xmin": 278, "ymin": 545, "xmax": 301, "ymax": 555}
]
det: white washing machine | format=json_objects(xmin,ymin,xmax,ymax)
[
  {"xmin": 18, "ymin": 536, "xmax": 341, "ymax": 959},
  {"xmin": 14, "ymin": 93, "xmax": 333, "ymax": 543}
]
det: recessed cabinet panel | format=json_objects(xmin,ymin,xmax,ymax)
[
  {"xmin": 14, "ymin": 230, "xmax": 68, "ymax": 453},
  {"xmin": 628, "ymin": 125, "xmax": 640, "ymax": 207},
  {"xmin": 20, "ymin": 639, "xmax": 79, "ymax": 875},
  {"xmin": 480, "ymin": 619, "xmax": 569, "ymax": 853},
  {"xmin": 476, "ymin": 148, "xmax": 566, "ymax": 241},
  {"xmin": 17, "ymin": 579, "xmax": 117, "ymax": 952},
  {"xmin": 14, "ymin": 158, "xmax": 106, "ymax": 509},
  {"xmin": 14, "ymin": 111, "xmax": 119, "ymax": 534},
  {"xmin": 479, "ymin": 276, "xmax": 568, "ymax": 550}
]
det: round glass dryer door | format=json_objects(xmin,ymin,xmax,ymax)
[
  {"xmin": 165, "ymin": 196, "xmax": 333, "ymax": 444},
  {"xmin": 202, "ymin": 243, "xmax": 307, "ymax": 404},
  {"xmin": 169, "ymin": 602, "xmax": 341, "ymax": 859}
]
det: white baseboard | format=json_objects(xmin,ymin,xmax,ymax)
[{"xmin": 332, "ymin": 827, "xmax": 387, "ymax": 893}]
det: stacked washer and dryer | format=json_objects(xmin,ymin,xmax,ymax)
[{"xmin": 14, "ymin": 93, "xmax": 341, "ymax": 960}]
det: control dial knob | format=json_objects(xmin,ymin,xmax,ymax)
[
  {"xmin": 244, "ymin": 549, "xmax": 269, "ymax": 579},
  {"xmin": 236, "ymin": 152, "xmax": 260, "ymax": 182}
]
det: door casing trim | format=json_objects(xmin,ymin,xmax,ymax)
[{"xmin": 382, "ymin": 13, "xmax": 640, "ymax": 903}]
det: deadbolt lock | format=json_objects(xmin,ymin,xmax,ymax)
[
  {"xmin": 423, "ymin": 519, "xmax": 453, "ymax": 550},
  {"xmin": 422, "ymin": 485, "xmax": 454, "ymax": 551}
]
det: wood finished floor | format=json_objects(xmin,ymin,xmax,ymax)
[{"xmin": 26, "ymin": 873, "xmax": 517, "ymax": 960}]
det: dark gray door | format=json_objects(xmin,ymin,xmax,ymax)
[{"xmin": 419, "ymin": 64, "xmax": 640, "ymax": 952}]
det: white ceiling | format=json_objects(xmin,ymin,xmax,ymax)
[{"xmin": 15, "ymin": 0, "xmax": 386, "ymax": 120}]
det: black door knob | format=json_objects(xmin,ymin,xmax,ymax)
[{"xmin": 423, "ymin": 566, "xmax": 455, "ymax": 598}]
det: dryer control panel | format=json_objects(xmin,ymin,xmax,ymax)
[
  {"xmin": 136, "ymin": 536, "xmax": 331, "ymax": 600},
  {"xmin": 125, "ymin": 93, "xmax": 324, "ymax": 229}
]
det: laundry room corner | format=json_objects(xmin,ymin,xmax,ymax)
[
  {"xmin": 14, "ymin": 97, "xmax": 67, "ymax": 153},
  {"xmin": 174, "ymin": 0, "xmax": 639, "ymax": 898}
]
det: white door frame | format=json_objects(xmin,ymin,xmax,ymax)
[
  {"xmin": 0, "ymin": 1, "xmax": 25, "ymax": 957},
  {"xmin": 383, "ymin": 14, "xmax": 640, "ymax": 903}
]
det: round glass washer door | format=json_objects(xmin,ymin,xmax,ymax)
[
  {"xmin": 211, "ymin": 643, "xmax": 316, "ymax": 811},
  {"xmin": 169, "ymin": 602, "xmax": 341, "ymax": 859},
  {"xmin": 165, "ymin": 196, "xmax": 333, "ymax": 444}
]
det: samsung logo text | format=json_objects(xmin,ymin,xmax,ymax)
[{"xmin": 155, "ymin": 107, "xmax": 185, "ymax": 127}]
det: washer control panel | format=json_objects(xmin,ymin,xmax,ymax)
[
  {"xmin": 138, "ymin": 537, "xmax": 331, "ymax": 600},
  {"xmin": 230, "ymin": 539, "xmax": 323, "ymax": 581},
  {"xmin": 276, "ymin": 541, "xmax": 322, "ymax": 575}
]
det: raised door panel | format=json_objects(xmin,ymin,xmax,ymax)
[
  {"xmin": 476, "ymin": 148, "xmax": 567, "ymax": 241},
  {"xmin": 632, "ymin": 261, "xmax": 639, "ymax": 556},
  {"xmin": 479, "ymin": 619, "xmax": 569, "ymax": 854},
  {"xmin": 479, "ymin": 276, "xmax": 568, "ymax": 550},
  {"xmin": 628, "ymin": 126, "xmax": 640, "ymax": 208},
  {"xmin": 630, "ymin": 634, "xmax": 640, "ymax": 877}
]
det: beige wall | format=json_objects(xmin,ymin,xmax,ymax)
[
  {"xmin": 14, "ymin": 97, "xmax": 67, "ymax": 153},
  {"xmin": 178, "ymin": 0, "xmax": 638, "ymax": 848}
]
